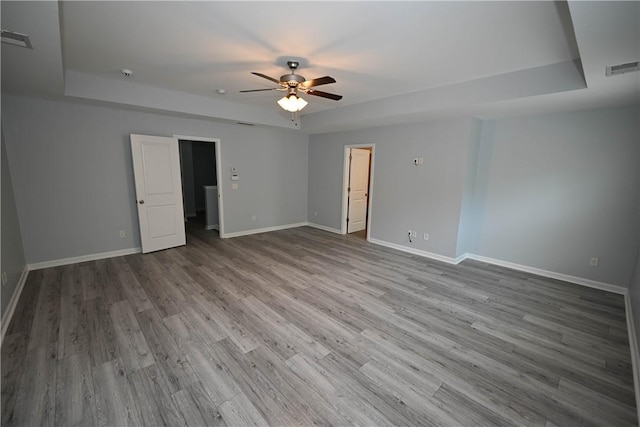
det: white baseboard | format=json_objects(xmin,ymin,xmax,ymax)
[
  {"xmin": 306, "ymin": 222, "xmax": 343, "ymax": 235},
  {"xmin": 368, "ymin": 238, "xmax": 462, "ymax": 265},
  {"xmin": 223, "ymin": 222, "xmax": 308, "ymax": 239},
  {"xmin": 463, "ymin": 254, "xmax": 626, "ymax": 295},
  {"xmin": 28, "ymin": 247, "xmax": 142, "ymax": 270},
  {"xmin": 624, "ymin": 293, "xmax": 640, "ymax": 424},
  {"xmin": 1, "ymin": 265, "xmax": 29, "ymax": 345},
  {"xmin": 205, "ymin": 224, "xmax": 219, "ymax": 231}
]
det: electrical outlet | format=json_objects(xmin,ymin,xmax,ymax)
[
  {"xmin": 251, "ymin": 215, "xmax": 256, "ymax": 222},
  {"xmin": 2, "ymin": 272, "xmax": 7, "ymax": 286},
  {"xmin": 423, "ymin": 233, "xmax": 429, "ymax": 240},
  {"xmin": 411, "ymin": 231, "xmax": 417, "ymax": 238},
  {"xmin": 314, "ymin": 211, "xmax": 318, "ymax": 217},
  {"xmin": 590, "ymin": 257, "xmax": 599, "ymax": 267},
  {"xmin": 119, "ymin": 230, "xmax": 126, "ymax": 238}
]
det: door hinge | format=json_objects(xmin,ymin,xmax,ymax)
[
  {"xmin": 349, "ymin": 154, "xmax": 352, "ymax": 160},
  {"xmin": 347, "ymin": 187, "xmax": 351, "ymax": 193}
]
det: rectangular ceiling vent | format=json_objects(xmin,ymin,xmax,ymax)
[
  {"xmin": 1, "ymin": 29, "xmax": 32, "ymax": 49},
  {"xmin": 605, "ymin": 61, "xmax": 639, "ymax": 77}
]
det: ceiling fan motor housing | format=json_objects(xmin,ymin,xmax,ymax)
[{"xmin": 281, "ymin": 74, "xmax": 305, "ymax": 87}]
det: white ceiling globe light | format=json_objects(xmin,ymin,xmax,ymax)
[{"xmin": 277, "ymin": 94, "xmax": 308, "ymax": 112}]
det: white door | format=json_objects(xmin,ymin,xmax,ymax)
[
  {"xmin": 347, "ymin": 148, "xmax": 370, "ymax": 233},
  {"xmin": 130, "ymin": 134, "xmax": 186, "ymax": 253}
]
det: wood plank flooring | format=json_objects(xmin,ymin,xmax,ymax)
[{"xmin": 2, "ymin": 225, "xmax": 637, "ymax": 426}]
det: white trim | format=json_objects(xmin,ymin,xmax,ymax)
[
  {"xmin": 205, "ymin": 224, "xmax": 219, "ymax": 231},
  {"xmin": 173, "ymin": 135, "xmax": 224, "ymax": 239},
  {"xmin": 223, "ymin": 222, "xmax": 308, "ymax": 238},
  {"xmin": 463, "ymin": 254, "xmax": 626, "ymax": 295},
  {"xmin": 28, "ymin": 247, "xmax": 142, "ymax": 270},
  {"xmin": 307, "ymin": 222, "xmax": 342, "ymax": 235},
  {"xmin": 1, "ymin": 266, "xmax": 29, "ymax": 345},
  {"xmin": 624, "ymin": 293, "xmax": 640, "ymax": 424},
  {"xmin": 369, "ymin": 238, "xmax": 462, "ymax": 265}
]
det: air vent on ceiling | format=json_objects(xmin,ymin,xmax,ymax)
[
  {"xmin": 236, "ymin": 122, "xmax": 256, "ymax": 126},
  {"xmin": 605, "ymin": 61, "xmax": 639, "ymax": 77},
  {"xmin": 1, "ymin": 29, "xmax": 32, "ymax": 49}
]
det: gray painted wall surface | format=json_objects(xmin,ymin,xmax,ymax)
[
  {"xmin": 472, "ymin": 107, "xmax": 640, "ymax": 286},
  {"xmin": 2, "ymin": 95, "xmax": 308, "ymax": 264},
  {"xmin": 455, "ymin": 118, "xmax": 482, "ymax": 257},
  {"xmin": 1, "ymin": 128, "xmax": 27, "ymax": 318},
  {"xmin": 309, "ymin": 119, "xmax": 473, "ymax": 258}
]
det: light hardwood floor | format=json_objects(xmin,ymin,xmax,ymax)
[{"xmin": 2, "ymin": 225, "xmax": 637, "ymax": 426}]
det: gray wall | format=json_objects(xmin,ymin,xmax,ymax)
[
  {"xmin": 309, "ymin": 118, "xmax": 474, "ymax": 258},
  {"xmin": 472, "ymin": 107, "xmax": 640, "ymax": 286},
  {"xmin": 2, "ymin": 95, "xmax": 308, "ymax": 264},
  {"xmin": 455, "ymin": 118, "xmax": 482, "ymax": 257},
  {"xmin": 1, "ymin": 127, "xmax": 27, "ymax": 318},
  {"xmin": 309, "ymin": 106, "xmax": 639, "ymax": 287}
]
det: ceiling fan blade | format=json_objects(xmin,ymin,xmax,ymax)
[
  {"xmin": 251, "ymin": 72, "xmax": 280, "ymax": 84},
  {"xmin": 239, "ymin": 88, "xmax": 278, "ymax": 93},
  {"xmin": 300, "ymin": 76, "xmax": 336, "ymax": 88},
  {"xmin": 305, "ymin": 89, "xmax": 343, "ymax": 101}
]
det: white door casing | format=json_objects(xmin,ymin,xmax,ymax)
[
  {"xmin": 347, "ymin": 148, "xmax": 370, "ymax": 233},
  {"xmin": 131, "ymin": 134, "xmax": 186, "ymax": 253}
]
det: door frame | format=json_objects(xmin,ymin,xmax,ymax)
[
  {"xmin": 341, "ymin": 143, "xmax": 375, "ymax": 240},
  {"xmin": 173, "ymin": 135, "xmax": 225, "ymax": 238}
]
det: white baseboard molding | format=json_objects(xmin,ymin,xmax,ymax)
[
  {"xmin": 624, "ymin": 294, "xmax": 640, "ymax": 424},
  {"xmin": 28, "ymin": 247, "xmax": 142, "ymax": 270},
  {"xmin": 1, "ymin": 265, "xmax": 29, "ymax": 345},
  {"xmin": 205, "ymin": 224, "xmax": 219, "ymax": 231},
  {"xmin": 368, "ymin": 238, "xmax": 462, "ymax": 265},
  {"xmin": 306, "ymin": 222, "xmax": 343, "ymax": 235},
  {"xmin": 223, "ymin": 222, "xmax": 308, "ymax": 239},
  {"xmin": 463, "ymin": 254, "xmax": 626, "ymax": 295}
]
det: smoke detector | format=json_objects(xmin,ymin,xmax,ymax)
[{"xmin": 121, "ymin": 69, "xmax": 133, "ymax": 78}]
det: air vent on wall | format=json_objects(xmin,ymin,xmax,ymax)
[
  {"xmin": 605, "ymin": 61, "xmax": 639, "ymax": 76},
  {"xmin": 1, "ymin": 29, "xmax": 32, "ymax": 49}
]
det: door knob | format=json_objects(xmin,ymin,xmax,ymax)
[{"xmin": 139, "ymin": 200, "xmax": 145, "ymax": 204}]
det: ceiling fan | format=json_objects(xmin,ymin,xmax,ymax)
[{"xmin": 240, "ymin": 61, "xmax": 342, "ymax": 113}]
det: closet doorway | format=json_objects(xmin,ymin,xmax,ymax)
[{"xmin": 176, "ymin": 136, "xmax": 224, "ymax": 237}]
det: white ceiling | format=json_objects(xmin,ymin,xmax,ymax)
[{"xmin": 2, "ymin": 1, "xmax": 639, "ymax": 133}]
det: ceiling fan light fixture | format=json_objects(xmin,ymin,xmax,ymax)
[{"xmin": 277, "ymin": 94, "xmax": 308, "ymax": 112}]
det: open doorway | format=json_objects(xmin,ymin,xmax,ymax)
[
  {"xmin": 341, "ymin": 144, "xmax": 374, "ymax": 240},
  {"xmin": 175, "ymin": 135, "xmax": 224, "ymax": 237}
]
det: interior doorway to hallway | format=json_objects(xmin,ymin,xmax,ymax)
[
  {"xmin": 341, "ymin": 144, "xmax": 375, "ymax": 240},
  {"xmin": 175, "ymin": 135, "xmax": 225, "ymax": 238}
]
